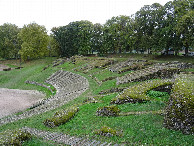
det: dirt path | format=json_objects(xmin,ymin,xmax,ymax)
[{"xmin": 0, "ymin": 88, "xmax": 45, "ymax": 118}]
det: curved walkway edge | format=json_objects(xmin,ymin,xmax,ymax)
[{"xmin": 0, "ymin": 70, "xmax": 89, "ymax": 126}]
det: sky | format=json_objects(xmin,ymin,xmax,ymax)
[{"xmin": 0, "ymin": 0, "xmax": 171, "ymax": 32}]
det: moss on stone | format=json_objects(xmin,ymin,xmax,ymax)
[
  {"xmin": 0, "ymin": 129, "xmax": 32, "ymax": 145},
  {"xmin": 111, "ymin": 79, "xmax": 173, "ymax": 104},
  {"xmin": 164, "ymin": 75, "xmax": 194, "ymax": 134},
  {"xmin": 43, "ymin": 106, "xmax": 79, "ymax": 128},
  {"xmin": 96, "ymin": 105, "xmax": 120, "ymax": 116},
  {"xmin": 94, "ymin": 126, "xmax": 122, "ymax": 137}
]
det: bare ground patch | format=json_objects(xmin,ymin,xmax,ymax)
[{"xmin": 0, "ymin": 88, "xmax": 45, "ymax": 118}]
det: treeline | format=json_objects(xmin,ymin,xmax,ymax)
[{"xmin": 0, "ymin": 0, "xmax": 193, "ymax": 60}]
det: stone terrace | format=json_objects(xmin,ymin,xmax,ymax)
[{"xmin": 0, "ymin": 70, "xmax": 89, "ymax": 126}]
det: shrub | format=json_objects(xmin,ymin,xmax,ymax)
[
  {"xmin": 94, "ymin": 126, "xmax": 122, "ymax": 137},
  {"xmin": 96, "ymin": 105, "xmax": 120, "ymax": 116},
  {"xmin": 43, "ymin": 106, "xmax": 79, "ymax": 128},
  {"xmin": 0, "ymin": 129, "xmax": 32, "ymax": 145},
  {"xmin": 111, "ymin": 79, "xmax": 173, "ymax": 104},
  {"xmin": 164, "ymin": 75, "xmax": 194, "ymax": 134}
]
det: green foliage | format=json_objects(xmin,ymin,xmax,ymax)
[
  {"xmin": 51, "ymin": 20, "xmax": 93, "ymax": 57},
  {"xmin": 96, "ymin": 105, "xmax": 120, "ymax": 116},
  {"xmin": 164, "ymin": 75, "xmax": 194, "ymax": 134},
  {"xmin": 176, "ymin": 10, "xmax": 194, "ymax": 51},
  {"xmin": 18, "ymin": 23, "xmax": 49, "ymax": 61},
  {"xmin": 94, "ymin": 126, "xmax": 122, "ymax": 137},
  {"xmin": 147, "ymin": 90, "xmax": 170, "ymax": 101},
  {"xmin": 22, "ymin": 137, "xmax": 56, "ymax": 146},
  {"xmin": 111, "ymin": 79, "xmax": 173, "ymax": 104},
  {"xmin": 43, "ymin": 106, "xmax": 79, "ymax": 128},
  {"xmin": 0, "ymin": 129, "xmax": 32, "ymax": 145},
  {"xmin": 103, "ymin": 15, "xmax": 134, "ymax": 53},
  {"xmin": 48, "ymin": 36, "xmax": 60, "ymax": 57},
  {"xmin": 0, "ymin": 23, "xmax": 21, "ymax": 59}
]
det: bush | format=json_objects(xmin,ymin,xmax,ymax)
[
  {"xmin": 111, "ymin": 79, "xmax": 173, "ymax": 104},
  {"xmin": 0, "ymin": 129, "xmax": 32, "ymax": 145},
  {"xmin": 94, "ymin": 126, "xmax": 122, "ymax": 137},
  {"xmin": 43, "ymin": 106, "xmax": 79, "ymax": 128},
  {"xmin": 96, "ymin": 105, "xmax": 120, "ymax": 116},
  {"xmin": 164, "ymin": 75, "xmax": 194, "ymax": 134}
]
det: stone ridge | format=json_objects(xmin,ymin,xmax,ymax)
[
  {"xmin": 0, "ymin": 70, "xmax": 89, "ymax": 126},
  {"xmin": 22, "ymin": 127, "xmax": 119, "ymax": 146}
]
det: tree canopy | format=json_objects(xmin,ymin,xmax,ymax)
[
  {"xmin": 0, "ymin": 0, "xmax": 193, "ymax": 60},
  {"xmin": 0, "ymin": 23, "xmax": 21, "ymax": 59},
  {"xmin": 18, "ymin": 23, "xmax": 49, "ymax": 61}
]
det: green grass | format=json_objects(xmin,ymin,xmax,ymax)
[
  {"xmin": 22, "ymin": 137, "xmax": 56, "ymax": 146},
  {"xmin": 0, "ymin": 55, "xmax": 193, "ymax": 145}
]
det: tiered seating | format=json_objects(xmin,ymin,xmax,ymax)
[
  {"xmin": 0, "ymin": 70, "xmax": 89, "ymax": 126},
  {"xmin": 109, "ymin": 59, "xmax": 149, "ymax": 73},
  {"xmin": 116, "ymin": 63, "xmax": 180, "ymax": 85}
]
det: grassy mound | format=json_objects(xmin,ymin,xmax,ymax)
[
  {"xmin": 96, "ymin": 105, "xmax": 120, "ymax": 116},
  {"xmin": 0, "ymin": 129, "xmax": 32, "ymax": 145},
  {"xmin": 43, "ymin": 106, "xmax": 79, "ymax": 128},
  {"xmin": 94, "ymin": 126, "xmax": 122, "ymax": 137},
  {"xmin": 111, "ymin": 79, "xmax": 173, "ymax": 104},
  {"xmin": 164, "ymin": 75, "xmax": 194, "ymax": 134}
]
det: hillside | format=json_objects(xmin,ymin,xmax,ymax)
[{"xmin": 0, "ymin": 55, "xmax": 193, "ymax": 145}]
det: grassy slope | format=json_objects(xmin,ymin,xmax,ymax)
[{"xmin": 0, "ymin": 55, "xmax": 193, "ymax": 145}]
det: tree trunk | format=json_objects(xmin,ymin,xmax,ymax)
[{"xmin": 185, "ymin": 46, "xmax": 189, "ymax": 56}]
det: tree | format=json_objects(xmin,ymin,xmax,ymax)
[
  {"xmin": 134, "ymin": 3, "xmax": 164, "ymax": 54},
  {"xmin": 103, "ymin": 15, "xmax": 133, "ymax": 53},
  {"xmin": 158, "ymin": 0, "xmax": 193, "ymax": 55},
  {"xmin": 176, "ymin": 10, "xmax": 194, "ymax": 54},
  {"xmin": 77, "ymin": 20, "xmax": 93, "ymax": 55},
  {"xmin": 48, "ymin": 35, "xmax": 60, "ymax": 57},
  {"xmin": 91, "ymin": 23, "xmax": 105, "ymax": 55},
  {"xmin": 0, "ymin": 23, "xmax": 21, "ymax": 59},
  {"xmin": 18, "ymin": 23, "xmax": 49, "ymax": 61},
  {"xmin": 51, "ymin": 21, "xmax": 93, "ymax": 57}
]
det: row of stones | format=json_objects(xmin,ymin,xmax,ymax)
[
  {"xmin": 109, "ymin": 59, "xmax": 147, "ymax": 73},
  {"xmin": 22, "ymin": 127, "xmax": 119, "ymax": 146},
  {"xmin": 116, "ymin": 62, "xmax": 191, "ymax": 85},
  {"xmin": 0, "ymin": 70, "xmax": 89, "ymax": 126},
  {"xmin": 110, "ymin": 60, "xmax": 193, "ymax": 73}
]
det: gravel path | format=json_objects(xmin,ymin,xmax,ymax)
[{"xmin": 0, "ymin": 88, "xmax": 45, "ymax": 118}]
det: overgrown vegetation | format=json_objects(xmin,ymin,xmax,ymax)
[
  {"xmin": 0, "ymin": 129, "xmax": 32, "ymax": 145},
  {"xmin": 164, "ymin": 75, "xmax": 194, "ymax": 134},
  {"xmin": 43, "ymin": 106, "xmax": 79, "ymax": 128},
  {"xmin": 0, "ymin": 55, "xmax": 193, "ymax": 145}
]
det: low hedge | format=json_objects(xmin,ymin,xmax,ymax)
[
  {"xmin": 96, "ymin": 105, "xmax": 120, "ymax": 116},
  {"xmin": 164, "ymin": 75, "xmax": 194, "ymax": 134},
  {"xmin": 0, "ymin": 129, "xmax": 32, "ymax": 145},
  {"xmin": 111, "ymin": 79, "xmax": 173, "ymax": 104},
  {"xmin": 43, "ymin": 106, "xmax": 79, "ymax": 128}
]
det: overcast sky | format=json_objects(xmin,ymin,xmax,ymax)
[{"xmin": 0, "ymin": 0, "xmax": 171, "ymax": 32}]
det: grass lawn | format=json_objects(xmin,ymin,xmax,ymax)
[{"xmin": 0, "ymin": 55, "xmax": 193, "ymax": 145}]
